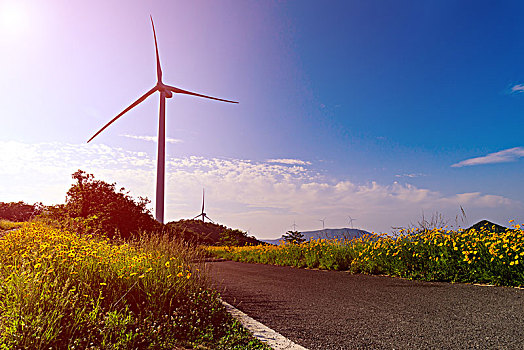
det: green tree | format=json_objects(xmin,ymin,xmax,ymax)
[
  {"xmin": 282, "ymin": 230, "xmax": 305, "ymax": 244},
  {"xmin": 0, "ymin": 201, "xmax": 43, "ymax": 221},
  {"xmin": 63, "ymin": 170, "xmax": 159, "ymax": 238},
  {"xmin": 218, "ymin": 229, "xmax": 246, "ymax": 246}
]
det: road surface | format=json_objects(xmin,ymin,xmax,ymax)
[{"xmin": 208, "ymin": 261, "xmax": 523, "ymax": 350}]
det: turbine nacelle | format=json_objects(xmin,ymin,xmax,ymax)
[{"xmin": 157, "ymin": 84, "xmax": 173, "ymax": 98}]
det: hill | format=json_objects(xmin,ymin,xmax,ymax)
[
  {"xmin": 465, "ymin": 220, "xmax": 511, "ymax": 233},
  {"xmin": 165, "ymin": 219, "xmax": 263, "ymax": 246},
  {"xmin": 262, "ymin": 228, "xmax": 372, "ymax": 245}
]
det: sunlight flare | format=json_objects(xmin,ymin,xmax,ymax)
[{"xmin": 0, "ymin": 1, "xmax": 30, "ymax": 37}]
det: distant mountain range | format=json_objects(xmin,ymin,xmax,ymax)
[
  {"xmin": 261, "ymin": 220, "xmax": 513, "ymax": 245},
  {"xmin": 261, "ymin": 228, "xmax": 372, "ymax": 245}
]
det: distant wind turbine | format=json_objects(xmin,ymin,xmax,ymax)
[
  {"xmin": 319, "ymin": 217, "xmax": 326, "ymax": 230},
  {"xmin": 87, "ymin": 16, "xmax": 238, "ymax": 223},
  {"xmin": 348, "ymin": 215, "xmax": 356, "ymax": 229},
  {"xmin": 193, "ymin": 188, "xmax": 213, "ymax": 223},
  {"xmin": 291, "ymin": 220, "xmax": 298, "ymax": 231}
]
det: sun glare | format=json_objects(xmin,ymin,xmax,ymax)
[{"xmin": 0, "ymin": 1, "xmax": 30, "ymax": 37}]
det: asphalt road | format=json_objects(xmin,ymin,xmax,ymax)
[{"xmin": 208, "ymin": 261, "xmax": 524, "ymax": 350}]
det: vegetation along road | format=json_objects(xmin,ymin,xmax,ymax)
[{"xmin": 209, "ymin": 261, "xmax": 523, "ymax": 350}]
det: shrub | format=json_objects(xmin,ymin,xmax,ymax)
[
  {"xmin": 42, "ymin": 170, "xmax": 160, "ymax": 239},
  {"xmin": 0, "ymin": 201, "xmax": 42, "ymax": 222}
]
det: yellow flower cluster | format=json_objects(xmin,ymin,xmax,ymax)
[
  {"xmin": 208, "ymin": 221, "xmax": 523, "ymax": 285},
  {"xmin": 0, "ymin": 222, "xmax": 194, "ymax": 288}
]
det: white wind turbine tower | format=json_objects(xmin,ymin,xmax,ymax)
[{"xmin": 87, "ymin": 16, "xmax": 238, "ymax": 224}]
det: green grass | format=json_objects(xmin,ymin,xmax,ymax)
[
  {"xmin": 0, "ymin": 222, "xmax": 270, "ymax": 349},
  {"xmin": 208, "ymin": 223, "xmax": 524, "ymax": 287},
  {"xmin": 0, "ymin": 220, "xmax": 23, "ymax": 231}
]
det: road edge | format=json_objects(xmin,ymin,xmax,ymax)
[{"xmin": 221, "ymin": 299, "xmax": 309, "ymax": 350}]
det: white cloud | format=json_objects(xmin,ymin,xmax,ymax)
[
  {"xmin": 120, "ymin": 134, "xmax": 183, "ymax": 144},
  {"xmin": 442, "ymin": 193, "xmax": 513, "ymax": 208},
  {"xmin": 395, "ymin": 173, "xmax": 425, "ymax": 178},
  {"xmin": 266, "ymin": 158, "xmax": 312, "ymax": 165},
  {"xmin": 0, "ymin": 141, "xmax": 155, "ymax": 204},
  {"xmin": 511, "ymin": 84, "xmax": 524, "ymax": 93},
  {"xmin": 451, "ymin": 147, "xmax": 524, "ymax": 167},
  {"xmin": 0, "ymin": 140, "xmax": 521, "ymax": 239}
]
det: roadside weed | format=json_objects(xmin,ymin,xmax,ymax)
[
  {"xmin": 209, "ymin": 222, "xmax": 524, "ymax": 287},
  {"xmin": 0, "ymin": 222, "xmax": 270, "ymax": 349}
]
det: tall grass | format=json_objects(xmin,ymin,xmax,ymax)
[
  {"xmin": 0, "ymin": 222, "xmax": 270, "ymax": 349},
  {"xmin": 0, "ymin": 220, "xmax": 22, "ymax": 231},
  {"xmin": 209, "ymin": 222, "xmax": 524, "ymax": 287}
]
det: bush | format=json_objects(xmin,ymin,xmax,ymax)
[
  {"xmin": 43, "ymin": 170, "xmax": 160, "ymax": 239},
  {"xmin": 0, "ymin": 201, "xmax": 42, "ymax": 222}
]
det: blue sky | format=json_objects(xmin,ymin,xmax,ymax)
[{"xmin": 1, "ymin": 1, "xmax": 523, "ymax": 238}]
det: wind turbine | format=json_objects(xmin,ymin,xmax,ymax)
[
  {"xmin": 193, "ymin": 188, "xmax": 213, "ymax": 223},
  {"xmin": 87, "ymin": 16, "xmax": 238, "ymax": 224},
  {"xmin": 319, "ymin": 217, "xmax": 326, "ymax": 230},
  {"xmin": 348, "ymin": 215, "xmax": 356, "ymax": 229}
]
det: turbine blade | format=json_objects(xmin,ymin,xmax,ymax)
[
  {"xmin": 205, "ymin": 215, "xmax": 214, "ymax": 223},
  {"xmin": 87, "ymin": 87, "xmax": 157, "ymax": 143},
  {"xmin": 165, "ymin": 85, "xmax": 238, "ymax": 104},
  {"xmin": 193, "ymin": 214, "xmax": 202, "ymax": 220},
  {"xmin": 150, "ymin": 16, "xmax": 162, "ymax": 83}
]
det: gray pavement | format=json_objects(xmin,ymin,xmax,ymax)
[{"xmin": 208, "ymin": 261, "xmax": 524, "ymax": 350}]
